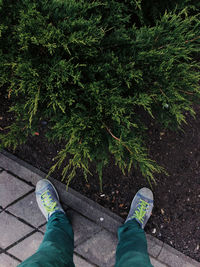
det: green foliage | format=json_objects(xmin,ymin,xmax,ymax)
[
  {"xmin": 0, "ymin": 0, "xmax": 200, "ymax": 189},
  {"xmin": 139, "ymin": 0, "xmax": 200, "ymax": 25}
]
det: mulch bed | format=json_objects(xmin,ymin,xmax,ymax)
[{"xmin": 0, "ymin": 93, "xmax": 200, "ymax": 262}]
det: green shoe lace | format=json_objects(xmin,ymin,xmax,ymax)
[
  {"xmin": 130, "ymin": 199, "xmax": 149, "ymax": 224},
  {"xmin": 41, "ymin": 190, "xmax": 57, "ymax": 213}
]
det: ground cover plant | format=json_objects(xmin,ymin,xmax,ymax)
[{"xmin": 0, "ymin": 0, "xmax": 200, "ymax": 189}]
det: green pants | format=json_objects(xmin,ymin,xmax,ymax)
[
  {"xmin": 115, "ymin": 220, "xmax": 153, "ymax": 267},
  {"xmin": 18, "ymin": 212, "xmax": 75, "ymax": 267},
  {"xmin": 18, "ymin": 212, "xmax": 153, "ymax": 267}
]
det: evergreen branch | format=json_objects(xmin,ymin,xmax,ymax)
[
  {"xmin": 1, "ymin": 1, "xmax": 200, "ymax": 188},
  {"xmin": 185, "ymin": 35, "xmax": 200, "ymax": 44},
  {"xmin": 158, "ymin": 35, "xmax": 200, "ymax": 50},
  {"xmin": 104, "ymin": 124, "xmax": 133, "ymax": 154}
]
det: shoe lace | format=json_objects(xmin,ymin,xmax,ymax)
[
  {"xmin": 131, "ymin": 199, "xmax": 149, "ymax": 223},
  {"xmin": 41, "ymin": 190, "xmax": 57, "ymax": 213}
]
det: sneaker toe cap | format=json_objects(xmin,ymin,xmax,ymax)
[
  {"xmin": 138, "ymin": 187, "xmax": 153, "ymax": 201},
  {"xmin": 36, "ymin": 179, "xmax": 50, "ymax": 192}
]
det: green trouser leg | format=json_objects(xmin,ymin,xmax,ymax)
[
  {"xmin": 115, "ymin": 220, "xmax": 154, "ymax": 267},
  {"xmin": 18, "ymin": 212, "xmax": 75, "ymax": 267}
]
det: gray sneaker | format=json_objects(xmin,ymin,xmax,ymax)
[
  {"xmin": 36, "ymin": 179, "xmax": 65, "ymax": 221},
  {"xmin": 125, "ymin": 187, "xmax": 154, "ymax": 229}
]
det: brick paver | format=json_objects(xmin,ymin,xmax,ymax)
[
  {"xmin": 68, "ymin": 210, "xmax": 102, "ymax": 247},
  {"xmin": 0, "ymin": 212, "xmax": 33, "ymax": 249},
  {"xmin": 75, "ymin": 230, "xmax": 118, "ymax": 267},
  {"xmin": 150, "ymin": 256, "xmax": 167, "ymax": 267},
  {"xmin": 0, "ymin": 171, "xmax": 33, "ymax": 208},
  {"xmin": 0, "ymin": 254, "xmax": 20, "ymax": 267},
  {"xmin": 8, "ymin": 232, "xmax": 44, "ymax": 261},
  {"xmin": 7, "ymin": 192, "xmax": 46, "ymax": 228},
  {"xmin": 158, "ymin": 243, "xmax": 200, "ymax": 267},
  {"xmin": 147, "ymin": 234, "xmax": 163, "ymax": 258},
  {"xmin": 74, "ymin": 254, "xmax": 96, "ymax": 267},
  {"xmin": 38, "ymin": 224, "xmax": 46, "ymax": 234}
]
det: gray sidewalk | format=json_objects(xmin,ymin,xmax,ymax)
[{"xmin": 0, "ymin": 150, "xmax": 199, "ymax": 267}]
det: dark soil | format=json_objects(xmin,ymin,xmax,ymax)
[{"xmin": 0, "ymin": 95, "xmax": 200, "ymax": 262}]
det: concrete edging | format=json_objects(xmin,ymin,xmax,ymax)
[{"xmin": 0, "ymin": 150, "xmax": 199, "ymax": 267}]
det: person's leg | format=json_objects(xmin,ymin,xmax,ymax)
[
  {"xmin": 18, "ymin": 180, "xmax": 75, "ymax": 267},
  {"xmin": 115, "ymin": 220, "xmax": 153, "ymax": 267},
  {"xmin": 115, "ymin": 188, "xmax": 154, "ymax": 267}
]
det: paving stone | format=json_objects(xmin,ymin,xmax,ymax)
[
  {"xmin": 74, "ymin": 254, "xmax": 95, "ymax": 267},
  {"xmin": 0, "ymin": 212, "xmax": 33, "ymax": 249},
  {"xmin": 7, "ymin": 192, "xmax": 46, "ymax": 228},
  {"xmin": 39, "ymin": 224, "xmax": 46, "ymax": 233},
  {"xmin": 0, "ymin": 253, "xmax": 20, "ymax": 267},
  {"xmin": 68, "ymin": 210, "xmax": 101, "ymax": 246},
  {"xmin": 0, "ymin": 152, "xmax": 41, "ymax": 186},
  {"xmin": 75, "ymin": 230, "xmax": 118, "ymax": 267},
  {"xmin": 8, "ymin": 232, "xmax": 43, "ymax": 261},
  {"xmin": 158, "ymin": 243, "xmax": 200, "ymax": 267},
  {"xmin": 0, "ymin": 171, "xmax": 33, "ymax": 208},
  {"xmin": 147, "ymin": 234, "xmax": 163, "ymax": 258},
  {"xmin": 150, "ymin": 256, "xmax": 167, "ymax": 267}
]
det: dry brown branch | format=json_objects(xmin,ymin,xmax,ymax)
[
  {"xmin": 105, "ymin": 126, "xmax": 121, "ymax": 142},
  {"xmin": 159, "ymin": 88, "xmax": 168, "ymax": 98},
  {"xmin": 104, "ymin": 124, "xmax": 133, "ymax": 154},
  {"xmin": 178, "ymin": 90, "xmax": 194, "ymax": 95},
  {"xmin": 185, "ymin": 36, "xmax": 200, "ymax": 44},
  {"xmin": 158, "ymin": 36, "xmax": 200, "ymax": 50}
]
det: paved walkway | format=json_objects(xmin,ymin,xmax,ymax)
[{"xmin": 0, "ymin": 150, "xmax": 199, "ymax": 267}]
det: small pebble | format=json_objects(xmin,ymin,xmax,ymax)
[
  {"xmin": 100, "ymin": 217, "xmax": 104, "ymax": 222},
  {"xmin": 152, "ymin": 228, "xmax": 156, "ymax": 234}
]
